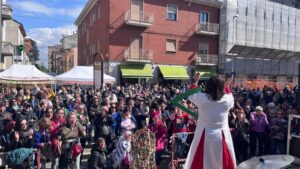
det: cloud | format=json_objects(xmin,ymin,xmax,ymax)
[
  {"xmin": 11, "ymin": 1, "xmax": 83, "ymax": 18},
  {"xmin": 27, "ymin": 24, "xmax": 77, "ymax": 66}
]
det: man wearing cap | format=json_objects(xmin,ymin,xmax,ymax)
[{"xmin": 250, "ymin": 106, "xmax": 269, "ymax": 156}]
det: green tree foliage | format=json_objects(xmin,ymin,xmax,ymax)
[{"xmin": 27, "ymin": 39, "xmax": 40, "ymax": 61}]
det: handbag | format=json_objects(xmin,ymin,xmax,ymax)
[
  {"xmin": 52, "ymin": 139, "xmax": 62, "ymax": 157},
  {"xmin": 71, "ymin": 126, "xmax": 83, "ymax": 159}
]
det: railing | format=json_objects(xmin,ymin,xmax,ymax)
[
  {"xmin": 124, "ymin": 10, "xmax": 154, "ymax": 25},
  {"xmin": 195, "ymin": 22, "xmax": 219, "ymax": 35},
  {"xmin": 124, "ymin": 48, "xmax": 153, "ymax": 62},
  {"xmin": 195, "ymin": 54, "xmax": 218, "ymax": 65},
  {"xmin": 2, "ymin": 4, "xmax": 12, "ymax": 20},
  {"xmin": 2, "ymin": 42, "xmax": 14, "ymax": 56}
]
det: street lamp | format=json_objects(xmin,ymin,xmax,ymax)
[
  {"xmin": 231, "ymin": 14, "xmax": 239, "ymax": 82},
  {"xmin": 93, "ymin": 53, "xmax": 104, "ymax": 92}
]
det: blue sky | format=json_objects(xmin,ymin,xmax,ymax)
[{"xmin": 9, "ymin": 0, "xmax": 88, "ymax": 66}]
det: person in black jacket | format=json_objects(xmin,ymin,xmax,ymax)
[
  {"xmin": 233, "ymin": 112, "xmax": 250, "ymax": 163},
  {"xmin": 15, "ymin": 104, "xmax": 38, "ymax": 129},
  {"xmin": 94, "ymin": 106, "xmax": 115, "ymax": 153},
  {"xmin": 88, "ymin": 137, "xmax": 108, "ymax": 169}
]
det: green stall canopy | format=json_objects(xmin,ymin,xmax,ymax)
[
  {"xmin": 194, "ymin": 67, "xmax": 216, "ymax": 79},
  {"xmin": 158, "ymin": 65, "xmax": 189, "ymax": 80},
  {"xmin": 120, "ymin": 64, "xmax": 153, "ymax": 78}
]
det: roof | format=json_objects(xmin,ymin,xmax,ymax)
[
  {"xmin": 55, "ymin": 66, "xmax": 115, "ymax": 84},
  {"xmin": 0, "ymin": 64, "xmax": 54, "ymax": 84},
  {"xmin": 13, "ymin": 19, "xmax": 26, "ymax": 37},
  {"xmin": 75, "ymin": 0, "xmax": 98, "ymax": 25}
]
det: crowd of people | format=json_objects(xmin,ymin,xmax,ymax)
[{"xmin": 0, "ymin": 81, "xmax": 298, "ymax": 169}]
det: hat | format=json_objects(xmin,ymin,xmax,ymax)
[{"xmin": 255, "ymin": 106, "xmax": 263, "ymax": 111}]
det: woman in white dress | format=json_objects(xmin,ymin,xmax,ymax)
[{"xmin": 184, "ymin": 74, "xmax": 236, "ymax": 169}]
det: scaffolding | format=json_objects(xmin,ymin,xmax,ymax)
[{"xmin": 219, "ymin": 0, "xmax": 300, "ymax": 84}]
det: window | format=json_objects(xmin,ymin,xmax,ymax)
[
  {"xmin": 166, "ymin": 39, "xmax": 176, "ymax": 53},
  {"xmin": 200, "ymin": 12, "xmax": 209, "ymax": 24},
  {"xmin": 98, "ymin": 7, "xmax": 101, "ymax": 20},
  {"xmin": 167, "ymin": 4, "xmax": 177, "ymax": 21},
  {"xmin": 93, "ymin": 12, "xmax": 96, "ymax": 24},
  {"xmin": 199, "ymin": 42, "xmax": 209, "ymax": 54},
  {"xmin": 90, "ymin": 13, "xmax": 93, "ymax": 26},
  {"xmin": 86, "ymin": 29, "xmax": 89, "ymax": 44}
]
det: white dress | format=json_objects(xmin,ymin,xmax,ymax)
[{"xmin": 184, "ymin": 92, "xmax": 236, "ymax": 169}]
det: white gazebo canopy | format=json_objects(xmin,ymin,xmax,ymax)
[
  {"xmin": 55, "ymin": 66, "xmax": 115, "ymax": 85},
  {"xmin": 0, "ymin": 64, "xmax": 54, "ymax": 84}
]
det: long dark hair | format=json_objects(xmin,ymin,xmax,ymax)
[{"xmin": 206, "ymin": 75, "xmax": 225, "ymax": 101}]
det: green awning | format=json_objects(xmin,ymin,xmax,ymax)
[
  {"xmin": 120, "ymin": 64, "xmax": 153, "ymax": 78},
  {"xmin": 194, "ymin": 67, "xmax": 216, "ymax": 79},
  {"xmin": 158, "ymin": 65, "xmax": 189, "ymax": 80}
]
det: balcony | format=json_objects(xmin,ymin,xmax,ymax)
[
  {"xmin": 194, "ymin": 53, "xmax": 218, "ymax": 66},
  {"xmin": 195, "ymin": 23, "xmax": 219, "ymax": 36},
  {"xmin": 184, "ymin": 0, "xmax": 223, "ymax": 8},
  {"xmin": 124, "ymin": 10, "xmax": 154, "ymax": 27},
  {"xmin": 124, "ymin": 48, "xmax": 153, "ymax": 63},
  {"xmin": 2, "ymin": 42, "xmax": 14, "ymax": 56},
  {"xmin": 2, "ymin": 4, "xmax": 13, "ymax": 20}
]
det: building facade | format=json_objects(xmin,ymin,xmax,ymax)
[
  {"xmin": 3, "ymin": 19, "xmax": 29, "ymax": 68},
  {"xmin": 48, "ymin": 45, "xmax": 63, "ymax": 73},
  {"xmin": 219, "ymin": 0, "xmax": 300, "ymax": 89},
  {"xmin": 76, "ymin": 0, "xmax": 223, "ymax": 84},
  {"xmin": 61, "ymin": 33, "xmax": 78, "ymax": 72}
]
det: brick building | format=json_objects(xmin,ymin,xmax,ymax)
[{"xmin": 75, "ymin": 0, "xmax": 222, "ymax": 84}]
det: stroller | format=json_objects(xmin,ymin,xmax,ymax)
[{"xmin": 6, "ymin": 148, "xmax": 37, "ymax": 169}]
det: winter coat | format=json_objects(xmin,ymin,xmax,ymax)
[
  {"xmin": 87, "ymin": 145, "xmax": 108, "ymax": 169},
  {"xmin": 15, "ymin": 111, "xmax": 38, "ymax": 128},
  {"xmin": 149, "ymin": 121, "xmax": 167, "ymax": 152},
  {"xmin": 94, "ymin": 114, "xmax": 114, "ymax": 140},
  {"xmin": 60, "ymin": 122, "xmax": 85, "ymax": 142}
]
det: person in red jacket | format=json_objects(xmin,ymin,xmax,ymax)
[
  {"xmin": 149, "ymin": 111, "xmax": 167, "ymax": 168},
  {"xmin": 50, "ymin": 108, "xmax": 65, "ymax": 169}
]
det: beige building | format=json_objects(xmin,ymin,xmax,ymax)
[
  {"xmin": 1, "ymin": 1, "xmax": 29, "ymax": 69},
  {"xmin": 48, "ymin": 45, "xmax": 63, "ymax": 73},
  {"xmin": 61, "ymin": 33, "xmax": 78, "ymax": 72}
]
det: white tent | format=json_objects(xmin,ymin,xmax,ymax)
[
  {"xmin": 0, "ymin": 64, "xmax": 54, "ymax": 84},
  {"xmin": 55, "ymin": 66, "xmax": 115, "ymax": 85}
]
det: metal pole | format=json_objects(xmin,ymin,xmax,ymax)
[
  {"xmin": 298, "ymin": 63, "xmax": 300, "ymax": 113},
  {"xmin": 232, "ymin": 15, "xmax": 239, "ymax": 83},
  {"xmin": 0, "ymin": 0, "xmax": 3, "ymax": 70},
  {"xmin": 100, "ymin": 53, "xmax": 104, "ymax": 91},
  {"xmin": 93, "ymin": 54, "xmax": 96, "ymax": 93}
]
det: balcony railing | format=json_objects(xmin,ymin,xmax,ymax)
[
  {"xmin": 184, "ymin": 0, "xmax": 223, "ymax": 7},
  {"xmin": 124, "ymin": 10, "xmax": 154, "ymax": 27},
  {"xmin": 2, "ymin": 4, "xmax": 12, "ymax": 20},
  {"xmin": 2, "ymin": 42, "xmax": 14, "ymax": 56},
  {"xmin": 194, "ymin": 54, "xmax": 218, "ymax": 65},
  {"xmin": 195, "ymin": 23, "xmax": 219, "ymax": 35},
  {"xmin": 124, "ymin": 48, "xmax": 153, "ymax": 63}
]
